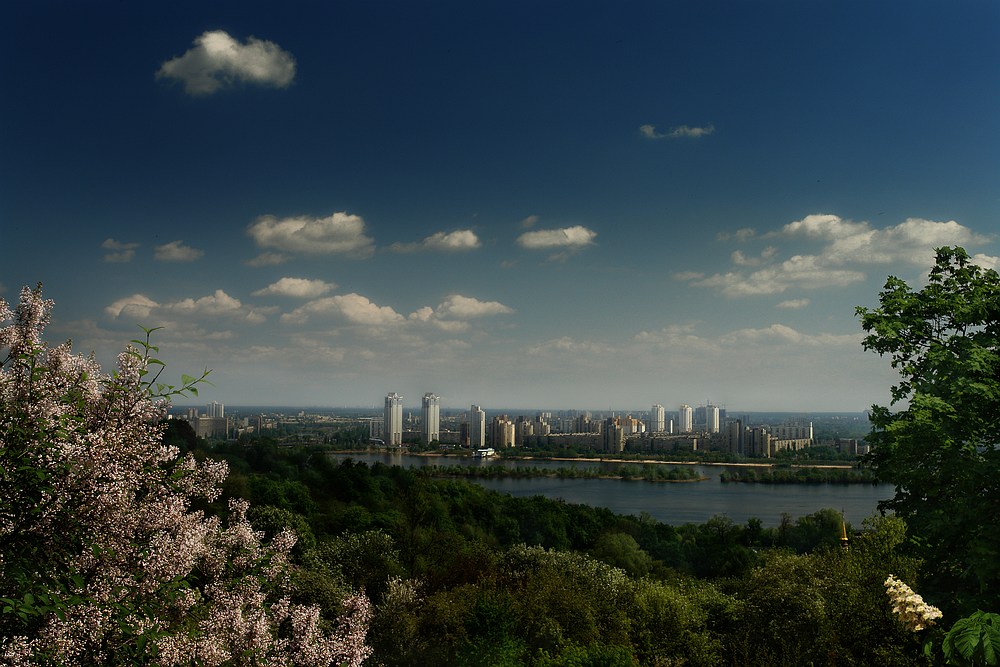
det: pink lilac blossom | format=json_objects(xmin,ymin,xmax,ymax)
[{"xmin": 0, "ymin": 285, "xmax": 371, "ymax": 665}]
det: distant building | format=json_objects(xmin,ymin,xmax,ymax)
[
  {"xmin": 470, "ymin": 405, "xmax": 486, "ymax": 448},
  {"xmin": 422, "ymin": 393, "xmax": 440, "ymax": 444},
  {"xmin": 490, "ymin": 415, "xmax": 515, "ymax": 447},
  {"xmin": 650, "ymin": 404, "xmax": 665, "ymax": 433},
  {"xmin": 678, "ymin": 404, "xmax": 693, "ymax": 433},
  {"xmin": 207, "ymin": 401, "xmax": 224, "ymax": 418},
  {"xmin": 384, "ymin": 393, "xmax": 403, "ymax": 446},
  {"xmin": 603, "ymin": 417, "xmax": 625, "ymax": 452},
  {"xmin": 706, "ymin": 404, "xmax": 720, "ymax": 434}
]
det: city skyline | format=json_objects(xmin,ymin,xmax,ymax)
[{"xmin": 3, "ymin": 2, "xmax": 998, "ymax": 412}]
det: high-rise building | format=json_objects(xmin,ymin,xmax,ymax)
[
  {"xmin": 706, "ymin": 403, "xmax": 720, "ymax": 434},
  {"xmin": 384, "ymin": 393, "xmax": 403, "ymax": 445},
  {"xmin": 422, "ymin": 393, "xmax": 440, "ymax": 444},
  {"xmin": 490, "ymin": 415, "xmax": 515, "ymax": 448},
  {"xmin": 678, "ymin": 404, "xmax": 693, "ymax": 433},
  {"xmin": 207, "ymin": 401, "xmax": 224, "ymax": 418},
  {"xmin": 470, "ymin": 404, "xmax": 486, "ymax": 448},
  {"xmin": 650, "ymin": 404, "xmax": 665, "ymax": 433}
]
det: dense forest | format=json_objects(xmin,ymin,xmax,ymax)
[{"xmin": 164, "ymin": 419, "xmax": 929, "ymax": 666}]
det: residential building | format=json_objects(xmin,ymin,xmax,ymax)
[
  {"xmin": 384, "ymin": 392, "xmax": 403, "ymax": 446},
  {"xmin": 422, "ymin": 393, "xmax": 440, "ymax": 444}
]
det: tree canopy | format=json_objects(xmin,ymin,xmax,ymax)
[{"xmin": 857, "ymin": 246, "xmax": 1000, "ymax": 614}]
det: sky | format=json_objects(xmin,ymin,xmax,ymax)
[{"xmin": 2, "ymin": 0, "xmax": 998, "ymax": 413}]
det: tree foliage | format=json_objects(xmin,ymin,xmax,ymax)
[
  {"xmin": 858, "ymin": 246, "xmax": 1000, "ymax": 614},
  {"xmin": 0, "ymin": 286, "xmax": 371, "ymax": 665}
]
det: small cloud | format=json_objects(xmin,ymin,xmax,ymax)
[
  {"xmin": 640, "ymin": 124, "xmax": 715, "ymax": 140},
  {"xmin": 776, "ymin": 298, "xmax": 811, "ymax": 309},
  {"xmin": 105, "ymin": 294, "xmax": 159, "ymax": 319},
  {"xmin": 282, "ymin": 294, "xmax": 405, "ymax": 326},
  {"xmin": 717, "ymin": 227, "xmax": 757, "ymax": 242},
  {"xmin": 520, "ymin": 215, "xmax": 539, "ymax": 229},
  {"xmin": 516, "ymin": 225, "xmax": 597, "ymax": 250},
  {"xmin": 101, "ymin": 238, "xmax": 139, "ymax": 263},
  {"xmin": 389, "ymin": 229, "xmax": 480, "ymax": 253},
  {"xmin": 106, "ymin": 290, "xmax": 268, "ymax": 324},
  {"xmin": 408, "ymin": 295, "xmax": 514, "ymax": 332},
  {"xmin": 731, "ymin": 246, "xmax": 777, "ymax": 267},
  {"xmin": 434, "ymin": 294, "xmax": 514, "ymax": 319},
  {"xmin": 252, "ymin": 277, "xmax": 337, "ymax": 299},
  {"xmin": 673, "ymin": 271, "xmax": 705, "ymax": 281},
  {"xmin": 157, "ymin": 30, "xmax": 296, "ymax": 96},
  {"xmin": 247, "ymin": 212, "xmax": 375, "ymax": 258},
  {"xmin": 526, "ymin": 336, "xmax": 612, "ymax": 356},
  {"xmin": 154, "ymin": 240, "xmax": 204, "ymax": 262},
  {"xmin": 693, "ymin": 255, "xmax": 866, "ymax": 296},
  {"xmin": 246, "ymin": 252, "xmax": 289, "ymax": 267}
]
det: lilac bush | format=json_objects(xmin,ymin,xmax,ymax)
[{"xmin": 0, "ymin": 285, "xmax": 371, "ymax": 666}]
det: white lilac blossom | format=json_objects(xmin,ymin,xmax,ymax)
[
  {"xmin": 884, "ymin": 575, "xmax": 943, "ymax": 632},
  {"xmin": 0, "ymin": 285, "xmax": 371, "ymax": 665}
]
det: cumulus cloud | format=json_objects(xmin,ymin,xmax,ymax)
[
  {"xmin": 692, "ymin": 255, "xmax": 866, "ymax": 296},
  {"xmin": 688, "ymin": 213, "xmax": 992, "ymax": 298},
  {"xmin": 101, "ymin": 238, "xmax": 138, "ymax": 263},
  {"xmin": 516, "ymin": 225, "xmax": 597, "ymax": 250},
  {"xmin": 252, "ymin": 277, "xmax": 336, "ymax": 299},
  {"xmin": 247, "ymin": 212, "xmax": 375, "ymax": 258},
  {"xmin": 105, "ymin": 290, "xmax": 267, "ymax": 323},
  {"xmin": 778, "ymin": 214, "xmax": 988, "ymax": 266},
  {"xmin": 640, "ymin": 124, "xmax": 715, "ymax": 139},
  {"xmin": 719, "ymin": 324, "xmax": 860, "ymax": 347},
  {"xmin": 389, "ymin": 229, "xmax": 480, "ymax": 253},
  {"xmin": 972, "ymin": 253, "xmax": 1000, "ymax": 271},
  {"xmin": 408, "ymin": 295, "xmax": 514, "ymax": 332},
  {"xmin": 282, "ymin": 294, "xmax": 405, "ymax": 326},
  {"xmin": 157, "ymin": 30, "xmax": 296, "ymax": 95},
  {"xmin": 776, "ymin": 298, "xmax": 811, "ymax": 309},
  {"xmin": 154, "ymin": 240, "xmax": 204, "ymax": 262}
]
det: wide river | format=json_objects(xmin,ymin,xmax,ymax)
[{"xmin": 331, "ymin": 452, "xmax": 894, "ymax": 528}]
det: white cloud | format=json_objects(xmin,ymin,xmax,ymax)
[
  {"xmin": 776, "ymin": 298, "xmax": 811, "ymax": 309},
  {"xmin": 252, "ymin": 277, "xmax": 337, "ymax": 299},
  {"xmin": 247, "ymin": 212, "xmax": 375, "ymax": 258},
  {"xmin": 154, "ymin": 240, "xmax": 204, "ymax": 262},
  {"xmin": 435, "ymin": 295, "xmax": 514, "ymax": 319},
  {"xmin": 105, "ymin": 294, "xmax": 159, "ymax": 320},
  {"xmin": 389, "ymin": 229, "xmax": 481, "ymax": 253},
  {"xmin": 282, "ymin": 294, "xmax": 405, "ymax": 326},
  {"xmin": 691, "ymin": 213, "xmax": 992, "ymax": 298},
  {"xmin": 407, "ymin": 295, "xmax": 514, "ymax": 332},
  {"xmin": 516, "ymin": 225, "xmax": 597, "ymax": 250},
  {"xmin": 101, "ymin": 238, "xmax": 138, "ymax": 263},
  {"xmin": 640, "ymin": 124, "xmax": 715, "ymax": 139},
  {"xmin": 972, "ymin": 253, "xmax": 1000, "ymax": 271},
  {"xmin": 106, "ymin": 290, "xmax": 268, "ymax": 324},
  {"xmin": 719, "ymin": 324, "xmax": 860, "ymax": 347},
  {"xmin": 520, "ymin": 215, "xmax": 539, "ymax": 229},
  {"xmin": 692, "ymin": 255, "xmax": 866, "ymax": 296},
  {"xmin": 780, "ymin": 214, "xmax": 989, "ymax": 266},
  {"xmin": 157, "ymin": 30, "xmax": 296, "ymax": 96}
]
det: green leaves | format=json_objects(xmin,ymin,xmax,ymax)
[{"xmin": 942, "ymin": 611, "xmax": 1000, "ymax": 666}]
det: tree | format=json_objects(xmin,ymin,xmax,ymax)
[
  {"xmin": 857, "ymin": 246, "xmax": 1000, "ymax": 614},
  {"xmin": 0, "ymin": 285, "xmax": 372, "ymax": 665}
]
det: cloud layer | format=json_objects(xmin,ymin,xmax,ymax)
[{"xmin": 157, "ymin": 30, "xmax": 296, "ymax": 95}]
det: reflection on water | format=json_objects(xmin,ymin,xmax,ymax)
[{"xmin": 332, "ymin": 452, "xmax": 893, "ymax": 528}]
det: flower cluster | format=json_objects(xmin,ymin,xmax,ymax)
[
  {"xmin": 884, "ymin": 575, "xmax": 943, "ymax": 632},
  {"xmin": 1, "ymin": 285, "xmax": 371, "ymax": 665}
]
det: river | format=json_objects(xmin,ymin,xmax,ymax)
[{"xmin": 330, "ymin": 452, "xmax": 894, "ymax": 528}]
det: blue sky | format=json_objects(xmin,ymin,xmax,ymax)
[{"xmin": 2, "ymin": 0, "xmax": 998, "ymax": 412}]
